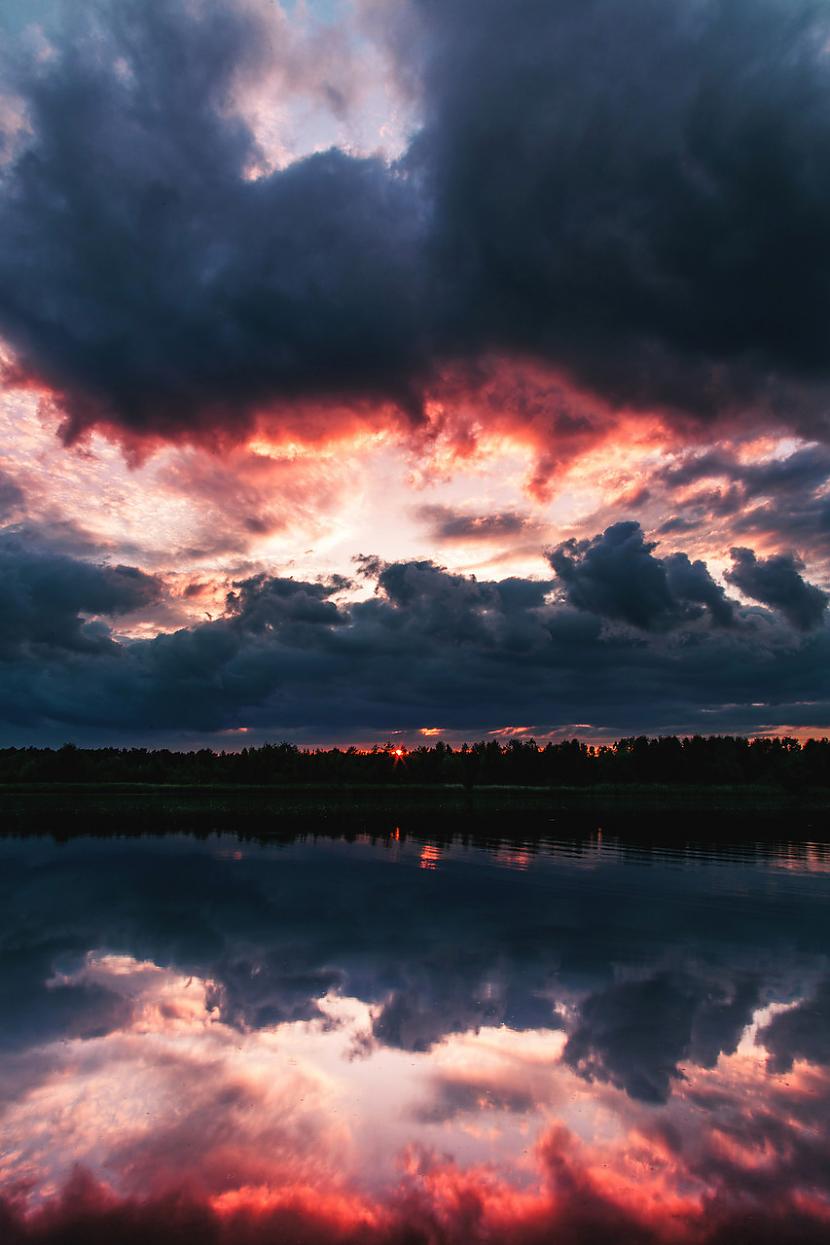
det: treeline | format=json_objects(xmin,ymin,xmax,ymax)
[{"xmin": 1, "ymin": 735, "xmax": 829, "ymax": 788}]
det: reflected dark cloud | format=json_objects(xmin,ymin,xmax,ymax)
[
  {"xmin": 760, "ymin": 977, "xmax": 830, "ymax": 1073},
  {"xmin": 208, "ymin": 955, "xmax": 345, "ymax": 1029},
  {"xmin": 0, "ymin": 831, "xmax": 827, "ymax": 1082},
  {"xmin": 1, "ymin": 831, "xmax": 830, "ymax": 1244},
  {"xmin": 564, "ymin": 970, "xmax": 760, "ymax": 1103},
  {"xmin": 413, "ymin": 1071, "xmax": 543, "ymax": 1123},
  {"xmin": 0, "ymin": 946, "xmax": 134, "ymax": 1051},
  {"xmin": 371, "ymin": 961, "xmax": 559, "ymax": 1052}
]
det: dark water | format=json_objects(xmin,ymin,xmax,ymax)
[{"xmin": 2, "ymin": 824, "xmax": 830, "ymax": 1243}]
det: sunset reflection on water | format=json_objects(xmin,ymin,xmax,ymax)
[{"xmin": 2, "ymin": 826, "xmax": 830, "ymax": 1243}]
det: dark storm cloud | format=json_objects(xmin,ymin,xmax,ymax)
[
  {"xmin": 5, "ymin": 0, "xmax": 830, "ymax": 443},
  {"xmin": 560, "ymin": 440, "xmax": 830, "ymax": 566},
  {"xmin": 548, "ymin": 522, "xmax": 734, "ymax": 630},
  {"xmin": 0, "ymin": 525, "xmax": 828, "ymax": 739},
  {"xmin": 0, "ymin": 0, "xmax": 428, "ymax": 442},
  {"xmin": 664, "ymin": 552, "xmax": 737, "ymax": 627},
  {"xmin": 0, "ymin": 535, "xmax": 164, "ymax": 657},
  {"xmin": 225, "ymin": 572, "xmax": 346, "ymax": 631},
  {"xmin": 411, "ymin": 0, "xmax": 830, "ymax": 429},
  {"xmin": 725, "ymin": 546, "xmax": 828, "ymax": 629}
]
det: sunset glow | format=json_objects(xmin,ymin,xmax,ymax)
[
  {"xmin": 2, "ymin": 5, "xmax": 830, "ymax": 1239},
  {"xmin": 0, "ymin": 0, "xmax": 827, "ymax": 746}
]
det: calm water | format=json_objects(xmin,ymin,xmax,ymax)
[{"xmin": 2, "ymin": 824, "xmax": 830, "ymax": 1243}]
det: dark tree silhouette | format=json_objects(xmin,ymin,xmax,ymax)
[{"xmin": 0, "ymin": 735, "xmax": 827, "ymax": 789}]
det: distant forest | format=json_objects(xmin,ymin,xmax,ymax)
[{"xmin": 1, "ymin": 736, "xmax": 829, "ymax": 788}]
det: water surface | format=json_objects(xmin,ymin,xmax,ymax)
[{"xmin": 2, "ymin": 823, "xmax": 830, "ymax": 1243}]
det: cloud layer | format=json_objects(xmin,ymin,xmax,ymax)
[
  {"xmin": 2, "ymin": 830, "xmax": 830, "ymax": 1244},
  {"xmin": 4, "ymin": 0, "xmax": 830, "ymax": 455},
  {"xmin": 0, "ymin": 521, "xmax": 827, "ymax": 741},
  {"xmin": 0, "ymin": 1, "xmax": 829, "ymax": 742}
]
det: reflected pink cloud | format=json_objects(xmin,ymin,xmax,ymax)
[{"xmin": 3, "ymin": 948, "xmax": 830, "ymax": 1244}]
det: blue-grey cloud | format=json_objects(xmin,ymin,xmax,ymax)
[
  {"xmin": 0, "ymin": 526, "xmax": 827, "ymax": 741},
  {"xmin": 726, "ymin": 547, "xmax": 828, "ymax": 630},
  {"xmin": 0, "ymin": 535, "xmax": 164, "ymax": 658},
  {"xmin": 564, "ymin": 970, "xmax": 760, "ymax": 1103},
  {"xmin": 0, "ymin": 831, "xmax": 825, "ymax": 1076},
  {"xmin": 0, "ymin": 0, "xmax": 428, "ymax": 442},
  {"xmin": 760, "ymin": 977, "xmax": 830, "ymax": 1073},
  {"xmin": 548, "ymin": 521, "xmax": 734, "ymax": 630}
]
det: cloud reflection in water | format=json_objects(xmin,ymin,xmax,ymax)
[{"xmin": 1, "ymin": 828, "xmax": 830, "ymax": 1243}]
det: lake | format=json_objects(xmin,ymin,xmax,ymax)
[{"xmin": 2, "ymin": 820, "xmax": 830, "ymax": 1243}]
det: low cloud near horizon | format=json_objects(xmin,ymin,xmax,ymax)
[{"xmin": 0, "ymin": 521, "xmax": 827, "ymax": 745}]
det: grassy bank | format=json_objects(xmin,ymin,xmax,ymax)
[{"xmin": 1, "ymin": 781, "xmax": 829, "ymax": 817}]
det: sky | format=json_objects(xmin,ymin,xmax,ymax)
[{"xmin": 1, "ymin": 0, "xmax": 830, "ymax": 746}]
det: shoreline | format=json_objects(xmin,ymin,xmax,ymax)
[{"xmin": 1, "ymin": 781, "xmax": 829, "ymax": 816}]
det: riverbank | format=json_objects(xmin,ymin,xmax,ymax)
[{"xmin": 1, "ymin": 781, "xmax": 829, "ymax": 818}]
